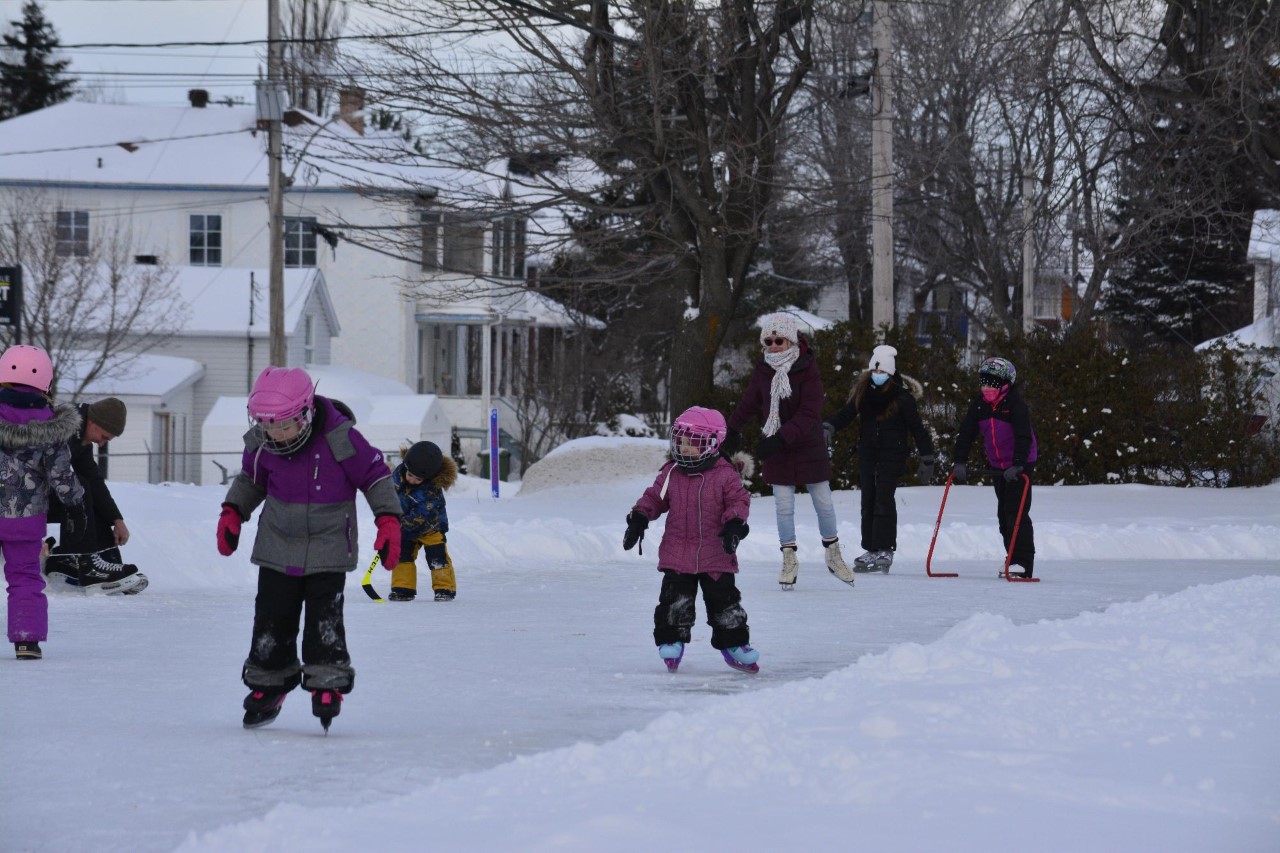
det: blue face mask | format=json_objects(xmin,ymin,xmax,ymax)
[{"xmin": 871, "ymin": 372, "xmax": 890, "ymax": 387}]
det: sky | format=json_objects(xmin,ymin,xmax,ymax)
[
  {"xmin": 2, "ymin": 435, "xmax": 1278, "ymax": 851},
  {"xmin": 16, "ymin": 0, "xmax": 270, "ymax": 107}
]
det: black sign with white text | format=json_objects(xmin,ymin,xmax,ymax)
[{"xmin": 0, "ymin": 266, "xmax": 21, "ymax": 338}]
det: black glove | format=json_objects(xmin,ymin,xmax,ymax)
[
  {"xmin": 622, "ymin": 511, "xmax": 648, "ymax": 551},
  {"xmin": 952, "ymin": 462, "xmax": 967, "ymax": 484},
  {"xmin": 917, "ymin": 456, "xmax": 935, "ymax": 484},
  {"xmin": 62, "ymin": 504, "xmax": 87, "ymax": 541},
  {"xmin": 719, "ymin": 518, "xmax": 749, "ymax": 554},
  {"xmin": 1003, "ymin": 465, "xmax": 1024, "ymax": 483},
  {"xmin": 719, "ymin": 428, "xmax": 742, "ymax": 458},
  {"xmin": 822, "ymin": 422, "xmax": 835, "ymax": 445},
  {"xmin": 757, "ymin": 434, "xmax": 784, "ymax": 461}
]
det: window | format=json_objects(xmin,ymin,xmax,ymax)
[
  {"xmin": 421, "ymin": 210, "xmax": 442, "ymax": 270},
  {"xmin": 189, "ymin": 214, "xmax": 223, "ymax": 266},
  {"xmin": 491, "ymin": 217, "xmax": 527, "ymax": 279},
  {"xmin": 443, "ymin": 215, "xmax": 484, "ymax": 274},
  {"xmin": 304, "ymin": 315, "xmax": 315, "ymax": 364},
  {"xmin": 283, "ymin": 217, "xmax": 317, "ymax": 267},
  {"xmin": 55, "ymin": 210, "xmax": 90, "ymax": 258}
]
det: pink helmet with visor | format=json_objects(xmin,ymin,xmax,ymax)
[
  {"xmin": 247, "ymin": 366, "xmax": 316, "ymax": 454},
  {"xmin": 0, "ymin": 344, "xmax": 54, "ymax": 393},
  {"xmin": 670, "ymin": 406, "xmax": 727, "ymax": 469}
]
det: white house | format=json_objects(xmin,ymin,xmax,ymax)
[{"xmin": 0, "ymin": 92, "xmax": 600, "ymax": 469}]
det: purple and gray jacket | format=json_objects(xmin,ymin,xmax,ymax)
[
  {"xmin": 223, "ymin": 396, "xmax": 400, "ymax": 576},
  {"xmin": 632, "ymin": 456, "xmax": 751, "ymax": 576},
  {"xmin": 953, "ymin": 384, "xmax": 1038, "ymax": 470}
]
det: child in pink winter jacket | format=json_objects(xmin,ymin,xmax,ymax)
[{"xmin": 623, "ymin": 406, "xmax": 758, "ymax": 673}]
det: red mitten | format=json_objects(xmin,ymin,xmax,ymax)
[
  {"xmin": 374, "ymin": 514, "xmax": 401, "ymax": 569},
  {"xmin": 217, "ymin": 504, "xmax": 243, "ymax": 556}
]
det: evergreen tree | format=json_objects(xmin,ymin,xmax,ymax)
[{"xmin": 0, "ymin": 0, "xmax": 75, "ymax": 120}]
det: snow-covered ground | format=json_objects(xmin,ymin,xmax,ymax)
[{"xmin": 3, "ymin": 437, "xmax": 1278, "ymax": 852}]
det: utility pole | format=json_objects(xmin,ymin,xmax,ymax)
[
  {"xmin": 870, "ymin": 0, "xmax": 894, "ymax": 335},
  {"xmin": 1022, "ymin": 174, "xmax": 1036, "ymax": 334},
  {"xmin": 267, "ymin": 0, "xmax": 286, "ymax": 366}
]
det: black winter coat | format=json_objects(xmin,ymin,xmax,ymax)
[
  {"xmin": 828, "ymin": 373, "xmax": 934, "ymax": 464},
  {"xmin": 67, "ymin": 403, "xmax": 123, "ymax": 523}
]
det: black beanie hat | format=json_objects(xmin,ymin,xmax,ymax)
[
  {"xmin": 403, "ymin": 441, "xmax": 443, "ymax": 480},
  {"xmin": 87, "ymin": 397, "xmax": 127, "ymax": 437}
]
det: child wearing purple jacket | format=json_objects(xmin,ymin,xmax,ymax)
[{"xmin": 623, "ymin": 406, "xmax": 758, "ymax": 673}]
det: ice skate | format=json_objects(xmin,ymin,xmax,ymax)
[
  {"xmin": 779, "ymin": 546, "xmax": 799, "ymax": 589},
  {"xmin": 14, "ymin": 641, "xmax": 42, "ymax": 660},
  {"xmin": 41, "ymin": 552, "xmax": 83, "ymax": 587},
  {"xmin": 852, "ymin": 550, "xmax": 878, "ymax": 573},
  {"xmin": 823, "ymin": 541, "xmax": 855, "ymax": 585},
  {"xmin": 872, "ymin": 550, "xmax": 894, "ymax": 573},
  {"xmin": 311, "ymin": 689, "xmax": 343, "ymax": 733},
  {"xmin": 77, "ymin": 551, "xmax": 147, "ymax": 595},
  {"xmin": 388, "ymin": 589, "xmax": 416, "ymax": 601},
  {"xmin": 658, "ymin": 642, "xmax": 685, "ymax": 672},
  {"xmin": 242, "ymin": 689, "xmax": 287, "ymax": 729},
  {"xmin": 433, "ymin": 590, "xmax": 456, "ymax": 601},
  {"xmin": 721, "ymin": 645, "xmax": 760, "ymax": 674}
]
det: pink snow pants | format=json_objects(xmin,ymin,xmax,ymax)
[{"xmin": 2, "ymin": 515, "xmax": 49, "ymax": 643}]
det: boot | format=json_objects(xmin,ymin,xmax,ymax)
[
  {"xmin": 388, "ymin": 588, "xmax": 416, "ymax": 602},
  {"xmin": 14, "ymin": 641, "xmax": 42, "ymax": 660},
  {"xmin": 852, "ymin": 550, "xmax": 878, "ymax": 572},
  {"xmin": 779, "ymin": 546, "xmax": 799, "ymax": 589},
  {"xmin": 658, "ymin": 642, "xmax": 685, "ymax": 672},
  {"xmin": 78, "ymin": 551, "xmax": 147, "ymax": 595},
  {"xmin": 242, "ymin": 689, "xmax": 287, "ymax": 728},
  {"xmin": 722, "ymin": 645, "xmax": 760, "ymax": 673},
  {"xmin": 433, "ymin": 590, "xmax": 456, "ymax": 602},
  {"xmin": 42, "ymin": 552, "xmax": 84, "ymax": 587},
  {"xmin": 311, "ymin": 689, "xmax": 343, "ymax": 733},
  {"xmin": 823, "ymin": 540, "xmax": 855, "ymax": 585}
]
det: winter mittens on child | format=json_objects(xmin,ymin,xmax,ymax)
[
  {"xmin": 374, "ymin": 514, "xmax": 402, "ymax": 569},
  {"xmin": 217, "ymin": 504, "xmax": 243, "ymax": 556},
  {"xmin": 623, "ymin": 511, "xmax": 648, "ymax": 551},
  {"xmin": 719, "ymin": 519, "xmax": 749, "ymax": 554},
  {"xmin": 918, "ymin": 456, "xmax": 935, "ymax": 484},
  {"xmin": 952, "ymin": 462, "xmax": 968, "ymax": 484}
]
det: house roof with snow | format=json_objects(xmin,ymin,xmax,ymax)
[
  {"xmin": 172, "ymin": 266, "xmax": 340, "ymax": 337},
  {"xmin": 58, "ymin": 351, "xmax": 205, "ymax": 401},
  {"xmin": 0, "ymin": 101, "xmax": 473, "ymax": 195}
]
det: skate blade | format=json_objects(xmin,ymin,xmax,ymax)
[
  {"xmin": 779, "ymin": 581, "xmax": 795, "ymax": 590},
  {"xmin": 242, "ymin": 711, "xmax": 281, "ymax": 730},
  {"xmin": 84, "ymin": 573, "xmax": 148, "ymax": 596},
  {"xmin": 663, "ymin": 660, "xmax": 680, "ymax": 672},
  {"xmin": 725, "ymin": 661, "xmax": 760, "ymax": 674},
  {"xmin": 828, "ymin": 569, "xmax": 856, "ymax": 586},
  {"xmin": 43, "ymin": 571, "xmax": 81, "ymax": 587}
]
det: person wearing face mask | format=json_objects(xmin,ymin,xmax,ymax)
[
  {"xmin": 950, "ymin": 356, "xmax": 1038, "ymax": 578},
  {"xmin": 723, "ymin": 312, "xmax": 854, "ymax": 589},
  {"xmin": 823, "ymin": 344, "xmax": 934, "ymax": 573}
]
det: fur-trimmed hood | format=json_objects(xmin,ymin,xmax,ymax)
[
  {"xmin": 848, "ymin": 369, "xmax": 923, "ymax": 402},
  {"xmin": 0, "ymin": 401, "xmax": 81, "ymax": 450},
  {"xmin": 431, "ymin": 456, "xmax": 459, "ymax": 490}
]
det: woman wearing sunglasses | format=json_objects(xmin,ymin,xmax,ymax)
[{"xmin": 723, "ymin": 312, "xmax": 855, "ymax": 589}]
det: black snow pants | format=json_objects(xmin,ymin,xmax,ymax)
[
  {"xmin": 653, "ymin": 569, "xmax": 749, "ymax": 650},
  {"xmin": 859, "ymin": 451, "xmax": 907, "ymax": 552},
  {"xmin": 242, "ymin": 568, "xmax": 354, "ymax": 694},
  {"xmin": 993, "ymin": 469, "xmax": 1035, "ymax": 572}
]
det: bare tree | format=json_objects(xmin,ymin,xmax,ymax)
[
  {"xmin": 346, "ymin": 0, "xmax": 815, "ymax": 415},
  {"xmin": 283, "ymin": 0, "xmax": 349, "ymax": 116},
  {"xmin": 0, "ymin": 190, "xmax": 185, "ymax": 398}
]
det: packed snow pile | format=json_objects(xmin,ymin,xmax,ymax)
[{"xmin": 518, "ymin": 436, "xmax": 670, "ymax": 494}]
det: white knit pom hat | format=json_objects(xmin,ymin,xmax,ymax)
[
  {"xmin": 759, "ymin": 312, "xmax": 800, "ymax": 345},
  {"xmin": 869, "ymin": 344, "xmax": 897, "ymax": 375}
]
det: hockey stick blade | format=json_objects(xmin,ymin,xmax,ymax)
[{"xmin": 361, "ymin": 554, "xmax": 385, "ymax": 602}]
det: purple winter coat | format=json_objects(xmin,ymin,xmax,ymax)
[
  {"xmin": 223, "ymin": 396, "xmax": 401, "ymax": 575},
  {"xmin": 632, "ymin": 457, "xmax": 750, "ymax": 576},
  {"xmin": 953, "ymin": 384, "xmax": 1038, "ymax": 470},
  {"xmin": 727, "ymin": 339, "xmax": 833, "ymax": 486}
]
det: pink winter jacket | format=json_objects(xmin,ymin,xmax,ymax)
[{"xmin": 632, "ymin": 457, "xmax": 751, "ymax": 576}]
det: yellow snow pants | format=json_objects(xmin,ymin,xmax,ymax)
[{"xmin": 391, "ymin": 530, "xmax": 456, "ymax": 594}]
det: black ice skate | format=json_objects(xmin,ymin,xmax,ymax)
[
  {"xmin": 77, "ymin": 551, "xmax": 148, "ymax": 595},
  {"xmin": 433, "ymin": 590, "xmax": 455, "ymax": 602},
  {"xmin": 311, "ymin": 689, "xmax": 343, "ymax": 733},
  {"xmin": 242, "ymin": 689, "xmax": 288, "ymax": 728},
  {"xmin": 41, "ymin": 552, "xmax": 83, "ymax": 587}
]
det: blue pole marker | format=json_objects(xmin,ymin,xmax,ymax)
[{"xmin": 489, "ymin": 406, "xmax": 500, "ymax": 499}]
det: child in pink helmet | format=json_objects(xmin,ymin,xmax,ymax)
[
  {"xmin": 623, "ymin": 406, "xmax": 759, "ymax": 673},
  {"xmin": 0, "ymin": 344, "xmax": 86, "ymax": 660},
  {"xmin": 216, "ymin": 365, "xmax": 403, "ymax": 731}
]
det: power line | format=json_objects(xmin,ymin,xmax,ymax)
[{"xmin": 0, "ymin": 127, "xmax": 253, "ymax": 157}]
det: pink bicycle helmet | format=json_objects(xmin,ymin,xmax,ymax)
[
  {"xmin": 671, "ymin": 406, "xmax": 728, "ymax": 469},
  {"xmin": 247, "ymin": 366, "xmax": 316, "ymax": 454},
  {"xmin": 0, "ymin": 344, "xmax": 54, "ymax": 393}
]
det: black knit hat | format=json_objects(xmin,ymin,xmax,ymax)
[
  {"xmin": 87, "ymin": 397, "xmax": 127, "ymax": 437},
  {"xmin": 403, "ymin": 441, "xmax": 443, "ymax": 480}
]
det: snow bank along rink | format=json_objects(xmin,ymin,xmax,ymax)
[
  {"xmin": 124, "ymin": 435, "xmax": 1280, "ymax": 595},
  {"xmin": 183, "ymin": 577, "xmax": 1280, "ymax": 852}
]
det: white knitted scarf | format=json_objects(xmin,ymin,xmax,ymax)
[{"xmin": 762, "ymin": 347, "xmax": 800, "ymax": 436}]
